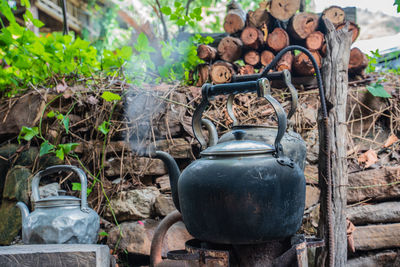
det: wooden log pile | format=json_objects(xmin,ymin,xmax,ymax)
[{"xmin": 195, "ymin": 0, "xmax": 368, "ymax": 85}]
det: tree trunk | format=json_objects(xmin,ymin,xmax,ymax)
[
  {"xmin": 322, "ymin": 6, "xmax": 346, "ymax": 26},
  {"xmin": 260, "ymin": 50, "xmax": 275, "ymax": 66},
  {"xmin": 217, "ymin": 36, "xmax": 243, "ymax": 62},
  {"xmin": 306, "ymin": 31, "xmax": 325, "ymax": 51},
  {"xmin": 348, "ymin": 47, "xmax": 369, "ymax": 75},
  {"xmin": 267, "ymin": 0, "xmax": 300, "ymax": 21},
  {"xmin": 241, "ymin": 27, "xmax": 264, "ymax": 50},
  {"xmin": 317, "ymin": 18, "xmax": 352, "ymax": 267},
  {"xmin": 243, "ymin": 51, "xmax": 260, "ymax": 66},
  {"xmin": 223, "ymin": 0, "xmax": 246, "ymax": 34},
  {"xmin": 336, "ymin": 22, "xmax": 360, "ymax": 43},
  {"xmin": 196, "ymin": 64, "xmax": 211, "ymax": 87},
  {"xmin": 239, "ymin": 64, "xmax": 255, "ymax": 75},
  {"xmin": 276, "ymin": 51, "xmax": 294, "ymax": 71},
  {"xmin": 288, "ymin": 12, "xmax": 319, "ymax": 40},
  {"xmin": 211, "ymin": 61, "xmax": 236, "ymax": 84},
  {"xmin": 247, "ymin": 1, "xmax": 270, "ymax": 28},
  {"xmin": 197, "ymin": 45, "xmax": 217, "ymax": 62},
  {"xmin": 267, "ymin": 28, "xmax": 289, "ymax": 52},
  {"xmin": 293, "ymin": 51, "xmax": 322, "ymax": 76}
]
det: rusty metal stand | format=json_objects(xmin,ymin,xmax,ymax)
[{"xmin": 150, "ymin": 211, "xmax": 323, "ymax": 267}]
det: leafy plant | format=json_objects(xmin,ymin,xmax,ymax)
[
  {"xmin": 365, "ymin": 49, "xmax": 381, "ymax": 73},
  {"xmin": 366, "ymin": 82, "xmax": 392, "ymax": 98}
]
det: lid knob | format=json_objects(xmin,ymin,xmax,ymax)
[{"xmin": 232, "ymin": 130, "xmax": 246, "ymax": 141}]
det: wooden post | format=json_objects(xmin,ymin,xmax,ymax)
[{"xmin": 317, "ymin": 19, "xmax": 352, "ymax": 267}]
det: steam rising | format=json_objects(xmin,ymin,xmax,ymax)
[{"xmin": 124, "ymin": 86, "xmax": 166, "ymax": 156}]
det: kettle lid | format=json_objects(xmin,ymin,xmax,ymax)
[
  {"xmin": 34, "ymin": 195, "xmax": 80, "ymax": 208},
  {"xmin": 201, "ymin": 130, "xmax": 275, "ymax": 156}
]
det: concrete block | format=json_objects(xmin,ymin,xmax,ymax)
[{"xmin": 0, "ymin": 244, "xmax": 111, "ymax": 267}]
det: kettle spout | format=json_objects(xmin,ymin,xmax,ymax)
[
  {"xmin": 16, "ymin": 202, "xmax": 30, "ymax": 222},
  {"xmin": 154, "ymin": 151, "xmax": 181, "ymax": 212}
]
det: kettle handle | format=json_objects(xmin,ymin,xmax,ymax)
[
  {"xmin": 32, "ymin": 165, "xmax": 88, "ymax": 210},
  {"xmin": 193, "ymin": 78, "xmax": 287, "ymax": 155},
  {"xmin": 227, "ymin": 70, "xmax": 298, "ymax": 125}
]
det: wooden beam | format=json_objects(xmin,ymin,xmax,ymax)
[{"xmin": 317, "ymin": 19, "xmax": 352, "ymax": 267}]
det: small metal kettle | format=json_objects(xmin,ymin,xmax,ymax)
[
  {"xmin": 152, "ymin": 79, "xmax": 306, "ymax": 244},
  {"xmin": 16, "ymin": 165, "xmax": 100, "ymax": 244}
]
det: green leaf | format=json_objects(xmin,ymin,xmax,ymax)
[
  {"xmin": 62, "ymin": 116, "xmax": 70, "ymax": 134},
  {"xmin": 99, "ymin": 231, "xmax": 109, "ymax": 236},
  {"xmin": 72, "ymin": 182, "xmax": 81, "ymax": 191},
  {"xmin": 18, "ymin": 126, "xmax": 39, "ymax": 143},
  {"xmin": 174, "ymin": 1, "xmax": 181, "ymax": 8},
  {"xmin": 32, "ymin": 19, "xmax": 44, "ymax": 28},
  {"xmin": 177, "ymin": 19, "xmax": 186, "ymax": 26},
  {"xmin": 395, "ymin": 0, "xmax": 400, "ymax": 13},
  {"xmin": 193, "ymin": 7, "xmax": 202, "ymax": 16},
  {"xmin": 47, "ymin": 110, "xmax": 56, "ymax": 118},
  {"xmin": 58, "ymin": 143, "xmax": 79, "ymax": 155},
  {"xmin": 40, "ymin": 141, "xmax": 54, "ymax": 156},
  {"xmin": 98, "ymin": 121, "xmax": 110, "ymax": 135},
  {"xmin": 134, "ymin": 32, "xmax": 149, "ymax": 52},
  {"xmin": 119, "ymin": 46, "xmax": 132, "ymax": 60},
  {"xmin": 101, "ymin": 91, "xmax": 121, "ymax": 102},
  {"xmin": 56, "ymin": 148, "xmax": 64, "ymax": 160},
  {"xmin": 160, "ymin": 6, "xmax": 171, "ymax": 15},
  {"xmin": 367, "ymin": 83, "xmax": 392, "ymax": 98},
  {"xmin": 21, "ymin": 0, "xmax": 31, "ymax": 8}
]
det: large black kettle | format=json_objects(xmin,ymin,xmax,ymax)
[{"xmin": 152, "ymin": 79, "xmax": 305, "ymax": 245}]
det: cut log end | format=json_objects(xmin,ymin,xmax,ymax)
[
  {"xmin": 196, "ymin": 64, "xmax": 211, "ymax": 87},
  {"xmin": 289, "ymin": 12, "xmax": 319, "ymax": 40},
  {"xmin": 348, "ymin": 47, "xmax": 369, "ymax": 75},
  {"xmin": 336, "ymin": 22, "xmax": 360, "ymax": 43},
  {"xmin": 268, "ymin": 0, "xmax": 300, "ymax": 21},
  {"xmin": 247, "ymin": 4, "xmax": 270, "ymax": 28},
  {"xmin": 305, "ymin": 31, "xmax": 325, "ymax": 51},
  {"xmin": 276, "ymin": 51, "xmax": 294, "ymax": 71},
  {"xmin": 322, "ymin": 6, "xmax": 346, "ymax": 26},
  {"xmin": 211, "ymin": 61, "xmax": 236, "ymax": 84},
  {"xmin": 293, "ymin": 51, "xmax": 322, "ymax": 76},
  {"xmin": 197, "ymin": 45, "xmax": 217, "ymax": 61},
  {"xmin": 267, "ymin": 28, "xmax": 289, "ymax": 52},
  {"xmin": 217, "ymin": 37, "xmax": 243, "ymax": 63},
  {"xmin": 241, "ymin": 27, "xmax": 264, "ymax": 50},
  {"xmin": 224, "ymin": 9, "xmax": 246, "ymax": 34},
  {"xmin": 239, "ymin": 65, "xmax": 255, "ymax": 75},
  {"xmin": 244, "ymin": 50, "xmax": 260, "ymax": 66},
  {"xmin": 260, "ymin": 50, "xmax": 275, "ymax": 66}
]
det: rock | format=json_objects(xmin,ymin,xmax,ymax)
[
  {"xmin": 106, "ymin": 187, "xmax": 160, "ymax": 222},
  {"xmin": 155, "ymin": 175, "xmax": 171, "ymax": 192},
  {"xmin": 305, "ymin": 185, "xmax": 320, "ymax": 209},
  {"xmin": 154, "ymin": 194, "xmax": 176, "ymax": 216},
  {"xmin": 29, "ymin": 183, "xmax": 60, "ymax": 203},
  {"xmin": 304, "ymin": 164, "xmax": 318, "ymax": 185},
  {"xmin": 347, "ymin": 202, "xmax": 400, "ymax": 225},
  {"xmin": 155, "ymin": 138, "xmax": 192, "ymax": 159},
  {"xmin": 0, "ymin": 200, "xmax": 22, "ymax": 245},
  {"xmin": 103, "ymin": 157, "xmax": 134, "ymax": 177},
  {"xmin": 2, "ymin": 166, "xmax": 32, "ymax": 204},
  {"xmin": 15, "ymin": 147, "xmax": 39, "ymax": 167},
  {"xmin": 353, "ymin": 223, "xmax": 400, "ymax": 251},
  {"xmin": 304, "ymin": 129, "xmax": 319, "ymax": 164},
  {"xmin": 107, "ymin": 219, "xmax": 192, "ymax": 256},
  {"xmin": 133, "ymin": 157, "xmax": 167, "ymax": 176},
  {"xmin": 348, "ymin": 167, "xmax": 400, "ymax": 203},
  {"xmin": 347, "ymin": 250, "xmax": 398, "ymax": 267},
  {"xmin": 0, "ymin": 93, "xmax": 44, "ymax": 135},
  {"xmin": 0, "ymin": 144, "xmax": 18, "ymax": 200},
  {"xmin": 38, "ymin": 154, "xmax": 63, "ymax": 169}
]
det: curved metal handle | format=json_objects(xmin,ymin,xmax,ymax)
[
  {"xmin": 193, "ymin": 79, "xmax": 287, "ymax": 155},
  {"xmin": 201, "ymin": 118, "xmax": 218, "ymax": 147},
  {"xmin": 32, "ymin": 165, "xmax": 88, "ymax": 210},
  {"xmin": 227, "ymin": 70, "xmax": 298, "ymax": 125}
]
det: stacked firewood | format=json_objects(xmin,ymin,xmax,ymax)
[{"xmin": 196, "ymin": 0, "xmax": 368, "ymax": 86}]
